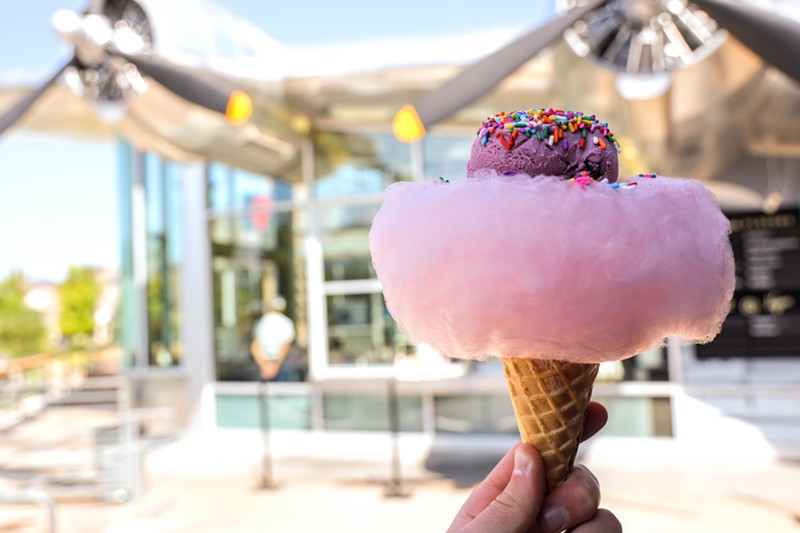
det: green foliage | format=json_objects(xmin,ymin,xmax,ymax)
[
  {"xmin": 59, "ymin": 266, "xmax": 102, "ymax": 344},
  {"xmin": 147, "ymin": 271, "xmax": 164, "ymax": 337},
  {"xmin": 0, "ymin": 271, "xmax": 47, "ymax": 357}
]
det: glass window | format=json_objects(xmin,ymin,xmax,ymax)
[
  {"xmin": 423, "ymin": 134, "xmax": 472, "ymax": 182},
  {"xmin": 117, "ymin": 141, "xmax": 137, "ymax": 369},
  {"xmin": 212, "ymin": 213, "xmax": 306, "ymax": 381},
  {"xmin": 215, "ymin": 394, "xmax": 312, "ymax": 430},
  {"xmin": 314, "ymin": 132, "xmax": 411, "ymax": 198},
  {"xmin": 606, "ymin": 347, "xmax": 669, "ymax": 382},
  {"xmin": 209, "ymin": 163, "xmax": 303, "ymax": 382},
  {"xmin": 326, "ymin": 293, "xmax": 408, "ymax": 366},
  {"xmin": 145, "ymin": 154, "xmax": 182, "ymax": 367},
  {"xmin": 208, "ymin": 163, "xmax": 292, "ymax": 212},
  {"xmin": 435, "ymin": 394, "xmax": 672, "ymax": 437},
  {"xmin": 591, "ymin": 397, "xmax": 673, "ymax": 437},
  {"xmin": 208, "ymin": 163, "xmax": 233, "ymax": 214},
  {"xmin": 319, "ymin": 203, "xmax": 380, "ymax": 281},
  {"xmin": 323, "ymin": 393, "xmax": 423, "ymax": 431},
  {"xmin": 435, "ymin": 395, "xmax": 518, "ymax": 434}
]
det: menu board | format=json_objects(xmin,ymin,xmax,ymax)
[{"xmin": 696, "ymin": 208, "xmax": 800, "ymax": 359}]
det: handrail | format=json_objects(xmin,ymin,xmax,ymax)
[
  {"xmin": 0, "ymin": 347, "xmax": 120, "ymax": 378},
  {"xmin": 0, "ymin": 489, "xmax": 56, "ymax": 533},
  {"xmin": 0, "ymin": 348, "xmax": 122, "ymax": 424},
  {"xmin": 0, "ymin": 353, "xmax": 53, "ymax": 376}
]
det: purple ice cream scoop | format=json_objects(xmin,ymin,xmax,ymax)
[{"xmin": 466, "ymin": 108, "xmax": 620, "ymax": 184}]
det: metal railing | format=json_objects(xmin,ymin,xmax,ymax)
[
  {"xmin": 0, "ymin": 489, "xmax": 56, "ymax": 533},
  {"xmin": 0, "ymin": 364, "xmax": 177, "ymax": 531}
]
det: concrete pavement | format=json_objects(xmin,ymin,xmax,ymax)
[
  {"xmin": 64, "ymin": 433, "xmax": 800, "ymax": 531},
  {"xmin": 2, "ymin": 410, "xmax": 800, "ymax": 532}
]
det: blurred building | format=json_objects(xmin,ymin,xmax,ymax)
[
  {"xmin": 4, "ymin": 0, "xmax": 800, "ymax": 459},
  {"xmin": 23, "ymin": 279, "xmax": 61, "ymax": 348}
]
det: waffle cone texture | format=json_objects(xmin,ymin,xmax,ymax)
[{"xmin": 502, "ymin": 358, "xmax": 599, "ymax": 494}]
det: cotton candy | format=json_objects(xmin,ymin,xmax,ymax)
[{"xmin": 369, "ymin": 173, "xmax": 735, "ymax": 363}]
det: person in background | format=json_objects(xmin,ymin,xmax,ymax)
[{"xmin": 250, "ymin": 296, "xmax": 295, "ymax": 381}]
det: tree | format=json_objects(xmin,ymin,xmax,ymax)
[
  {"xmin": 0, "ymin": 271, "xmax": 47, "ymax": 357},
  {"xmin": 59, "ymin": 266, "xmax": 102, "ymax": 347}
]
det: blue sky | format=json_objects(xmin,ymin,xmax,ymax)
[{"xmin": 0, "ymin": 0, "xmax": 554, "ymax": 282}]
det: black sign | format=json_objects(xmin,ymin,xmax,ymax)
[{"xmin": 696, "ymin": 208, "xmax": 800, "ymax": 359}]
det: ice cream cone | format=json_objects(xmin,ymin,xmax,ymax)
[{"xmin": 502, "ymin": 358, "xmax": 599, "ymax": 494}]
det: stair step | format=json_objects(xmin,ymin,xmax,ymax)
[{"xmin": 53, "ymin": 391, "xmax": 119, "ymax": 406}]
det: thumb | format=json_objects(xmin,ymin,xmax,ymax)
[{"xmin": 468, "ymin": 444, "xmax": 546, "ymax": 533}]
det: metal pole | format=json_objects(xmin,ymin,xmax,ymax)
[
  {"xmin": 0, "ymin": 490, "xmax": 56, "ymax": 533},
  {"xmin": 385, "ymin": 377, "xmax": 409, "ymax": 498},
  {"xmin": 258, "ymin": 380, "xmax": 277, "ymax": 489}
]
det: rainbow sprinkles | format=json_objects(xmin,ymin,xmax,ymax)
[
  {"xmin": 570, "ymin": 171, "xmax": 658, "ymax": 190},
  {"xmin": 477, "ymin": 107, "xmax": 622, "ymax": 153}
]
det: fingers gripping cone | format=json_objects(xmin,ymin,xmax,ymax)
[{"xmin": 502, "ymin": 358, "xmax": 599, "ymax": 494}]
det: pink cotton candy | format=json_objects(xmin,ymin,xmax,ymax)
[{"xmin": 368, "ymin": 173, "xmax": 735, "ymax": 363}]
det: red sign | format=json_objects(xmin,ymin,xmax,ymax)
[{"xmin": 250, "ymin": 195, "xmax": 272, "ymax": 231}]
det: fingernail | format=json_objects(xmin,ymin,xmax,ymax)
[
  {"xmin": 513, "ymin": 449, "xmax": 531, "ymax": 477},
  {"xmin": 540, "ymin": 506, "xmax": 567, "ymax": 533}
]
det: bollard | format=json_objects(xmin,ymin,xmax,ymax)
[
  {"xmin": 385, "ymin": 377, "xmax": 410, "ymax": 498},
  {"xmin": 257, "ymin": 380, "xmax": 278, "ymax": 489}
]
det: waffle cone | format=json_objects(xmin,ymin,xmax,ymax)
[{"xmin": 502, "ymin": 358, "xmax": 599, "ymax": 494}]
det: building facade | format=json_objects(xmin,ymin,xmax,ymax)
[
  {"xmin": 116, "ymin": 121, "xmax": 800, "ymax": 460},
  {"xmin": 7, "ymin": 0, "xmax": 798, "ymax": 459}
]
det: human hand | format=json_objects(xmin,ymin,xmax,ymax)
[
  {"xmin": 447, "ymin": 402, "xmax": 621, "ymax": 533},
  {"xmin": 258, "ymin": 360, "xmax": 281, "ymax": 380}
]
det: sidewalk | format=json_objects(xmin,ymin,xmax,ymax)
[
  {"xmin": 3, "ymin": 418, "xmax": 800, "ymax": 532},
  {"xmin": 69, "ymin": 433, "xmax": 800, "ymax": 531}
]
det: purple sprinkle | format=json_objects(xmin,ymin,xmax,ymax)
[
  {"xmin": 503, "ymin": 170, "xmax": 517, "ymax": 176},
  {"xmin": 562, "ymin": 139, "xmax": 568, "ymax": 150}
]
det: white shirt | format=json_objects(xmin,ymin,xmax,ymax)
[{"xmin": 253, "ymin": 311, "xmax": 296, "ymax": 360}]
